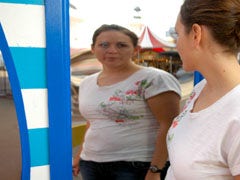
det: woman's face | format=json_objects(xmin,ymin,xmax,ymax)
[
  {"xmin": 92, "ymin": 30, "xmax": 137, "ymax": 68},
  {"xmin": 175, "ymin": 15, "xmax": 195, "ymax": 71}
]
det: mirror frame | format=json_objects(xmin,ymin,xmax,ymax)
[
  {"xmin": 0, "ymin": 0, "xmax": 72, "ymax": 179},
  {"xmin": 46, "ymin": 0, "xmax": 72, "ymax": 179}
]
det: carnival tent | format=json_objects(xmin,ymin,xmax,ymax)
[{"xmin": 138, "ymin": 26, "xmax": 175, "ymax": 52}]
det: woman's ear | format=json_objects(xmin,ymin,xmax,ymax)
[
  {"xmin": 191, "ymin": 23, "xmax": 202, "ymax": 47},
  {"xmin": 131, "ymin": 45, "xmax": 140, "ymax": 60},
  {"xmin": 91, "ymin": 44, "xmax": 95, "ymax": 53},
  {"xmin": 134, "ymin": 45, "xmax": 141, "ymax": 55}
]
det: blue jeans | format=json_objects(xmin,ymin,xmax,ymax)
[{"xmin": 79, "ymin": 159, "xmax": 151, "ymax": 180}]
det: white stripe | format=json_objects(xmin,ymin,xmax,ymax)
[
  {"xmin": 141, "ymin": 29, "xmax": 153, "ymax": 48},
  {"xmin": 0, "ymin": 3, "xmax": 46, "ymax": 47},
  {"xmin": 140, "ymin": 29, "xmax": 153, "ymax": 48},
  {"xmin": 21, "ymin": 89, "xmax": 49, "ymax": 129},
  {"xmin": 31, "ymin": 165, "xmax": 50, "ymax": 180}
]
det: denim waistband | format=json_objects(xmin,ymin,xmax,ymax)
[{"xmin": 80, "ymin": 159, "xmax": 150, "ymax": 169}]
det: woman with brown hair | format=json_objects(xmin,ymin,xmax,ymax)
[
  {"xmin": 166, "ymin": 0, "xmax": 240, "ymax": 179},
  {"xmin": 72, "ymin": 24, "xmax": 181, "ymax": 180}
]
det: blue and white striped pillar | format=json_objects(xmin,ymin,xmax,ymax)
[{"xmin": 0, "ymin": 0, "xmax": 72, "ymax": 179}]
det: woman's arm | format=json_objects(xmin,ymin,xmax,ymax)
[
  {"xmin": 234, "ymin": 175, "xmax": 240, "ymax": 180},
  {"xmin": 145, "ymin": 91, "xmax": 180, "ymax": 180}
]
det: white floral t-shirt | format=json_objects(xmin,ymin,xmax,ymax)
[{"xmin": 79, "ymin": 67, "xmax": 181, "ymax": 162}]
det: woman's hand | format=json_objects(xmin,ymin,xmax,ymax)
[
  {"xmin": 72, "ymin": 156, "xmax": 80, "ymax": 176},
  {"xmin": 145, "ymin": 171, "xmax": 161, "ymax": 180}
]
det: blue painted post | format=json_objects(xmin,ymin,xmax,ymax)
[
  {"xmin": 45, "ymin": 0, "xmax": 72, "ymax": 179},
  {"xmin": 194, "ymin": 71, "xmax": 204, "ymax": 85}
]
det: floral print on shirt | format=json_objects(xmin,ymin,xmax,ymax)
[
  {"xmin": 98, "ymin": 79, "xmax": 153, "ymax": 124},
  {"xmin": 167, "ymin": 91, "xmax": 196, "ymax": 142}
]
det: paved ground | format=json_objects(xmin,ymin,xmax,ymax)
[
  {"xmin": 0, "ymin": 96, "xmax": 21, "ymax": 180},
  {"xmin": 0, "ymin": 72, "xmax": 194, "ymax": 180}
]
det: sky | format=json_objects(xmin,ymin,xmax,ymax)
[{"xmin": 70, "ymin": 0, "xmax": 183, "ymax": 49}]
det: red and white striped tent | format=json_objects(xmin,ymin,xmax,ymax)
[{"xmin": 138, "ymin": 26, "xmax": 175, "ymax": 52}]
